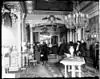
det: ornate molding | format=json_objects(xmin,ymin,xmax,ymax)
[
  {"xmin": 31, "ymin": 10, "xmax": 71, "ymax": 15},
  {"xmin": 81, "ymin": 2, "xmax": 99, "ymax": 18},
  {"xmin": 2, "ymin": 2, "xmax": 21, "ymax": 23}
]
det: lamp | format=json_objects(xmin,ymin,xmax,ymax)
[{"xmin": 65, "ymin": 1, "xmax": 89, "ymax": 29}]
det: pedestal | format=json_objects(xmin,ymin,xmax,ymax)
[{"xmin": 9, "ymin": 51, "xmax": 19, "ymax": 71}]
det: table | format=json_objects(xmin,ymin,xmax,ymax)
[{"xmin": 60, "ymin": 57, "xmax": 85, "ymax": 77}]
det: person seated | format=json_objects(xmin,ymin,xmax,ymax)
[{"xmin": 58, "ymin": 40, "xmax": 69, "ymax": 60}]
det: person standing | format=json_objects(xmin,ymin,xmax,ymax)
[
  {"xmin": 59, "ymin": 40, "xmax": 69, "ymax": 59},
  {"xmin": 34, "ymin": 42, "xmax": 41, "ymax": 64},
  {"xmin": 40, "ymin": 42, "xmax": 48, "ymax": 65},
  {"xmin": 75, "ymin": 41, "xmax": 81, "ymax": 56}
]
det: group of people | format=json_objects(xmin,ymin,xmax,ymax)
[
  {"xmin": 25, "ymin": 39, "xmax": 99, "ymax": 69},
  {"xmin": 34, "ymin": 42, "xmax": 49, "ymax": 65},
  {"xmin": 58, "ymin": 40, "xmax": 88, "ymax": 58},
  {"xmin": 33, "ymin": 40, "xmax": 88, "ymax": 65}
]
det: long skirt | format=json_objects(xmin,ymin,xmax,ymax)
[{"xmin": 35, "ymin": 51, "xmax": 40, "ymax": 62}]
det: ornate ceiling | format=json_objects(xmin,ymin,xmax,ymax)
[
  {"xmin": 2, "ymin": 1, "xmax": 97, "ymax": 27},
  {"xmin": 3, "ymin": 1, "xmax": 93, "ymax": 15}
]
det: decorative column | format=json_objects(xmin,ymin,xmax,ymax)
[
  {"xmin": 75, "ymin": 29, "xmax": 78, "ymax": 42},
  {"xmin": 68, "ymin": 30, "xmax": 70, "ymax": 42},
  {"xmin": 21, "ymin": 13, "xmax": 25, "ymax": 68},
  {"xmin": 98, "ymin": 2, "xmax": 100, "ymax": 69},
  {"xmin": 30, "ymin": 24, "xmax": 33, "ymax": 53},
  {"xmin": 72, "ymin": 29, "xmax": 74, "ymax": 42},
  {"xmin": 70, "ymin": 29, "xmax": 72, "ymax": 42},
  {"xmin": 17, "ymin": 12, "xmax": 21, "ymax": 68},
  {"xmin": 82, "ymin": 28, "xmax": 83, "ymax": 40},
  {"xmin": 21, "ymin": 13, "xmax": 25, "ymax": 44},
  {"xmin": 9, "ymin": 11, "xmax": 21, "ymax": 71},
  {"xmin": 74, "ymin": 29, "xmax": 76, "ymax": 42},
  {"xmin": 73, "ymin": 29, "xmax": 75, "ymax": 42},
  {"xmin": 77, "ymin": 28, "xmax": 81, "ymax": 41}
]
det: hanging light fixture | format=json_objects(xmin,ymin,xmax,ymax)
[{"xmin": 65, "ymin": 1, "xmax": 89, "ymax": 29}]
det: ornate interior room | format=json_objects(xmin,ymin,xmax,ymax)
[{"xmin": 2, "ymin": 0, "xmax": 100, "ymax": 78}]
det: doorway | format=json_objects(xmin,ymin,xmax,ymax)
[{"xmin": 39, "ymin": 32, "xmax": 51, "ymax": 45}]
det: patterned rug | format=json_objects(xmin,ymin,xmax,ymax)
[
  {"xmin": 45, "ymin": 63, "xmax": 63, "ymax": 77},
  {"xmin": 14, "ymin": 62, "xmax": 99, "ymax": 78},
  {"xmin": 15, "ymin": 64, "xmax": 53, "ymax": 78},
  {"xmin": 15, "ymin": 68, "xmax": 40, "ymax": 78},
  {"xmin": 46, "ymin": 62, "xmax": 99, "ymax": 78}
]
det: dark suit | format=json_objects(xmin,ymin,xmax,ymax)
[
  {"xmin": 40, "ymin": 44, "xmax": 48, "ymax": 61},
  {"xmin": 59, "ymin": 43, "xmax": 69, "ymax": 55}
]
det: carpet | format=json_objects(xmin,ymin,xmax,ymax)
[
  {"xmin": 15, "ymin": 64, "xmax": 53, "ymax": 78},
  {"xmin": 46, "ymin": 62, "xmax": 64, "ymax": 77},
  {"xmin": 15, "ymin": 68, "xmax": 40, "ymax": 78},
  {"xmin": 46, "ymin": 62, "xmax": 99, "ymax": 77}
]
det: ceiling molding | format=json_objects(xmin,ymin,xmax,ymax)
[
  {"xmin": 30, "ymin": 10, "xmax": 71, "ymax": 15},
  {"xmin": 3, "ymin": 1, "xmax": 22, "ymax": 12},
  {"xmin": 20, "ymin": 2, "xmax": 26, "ymax": 13},
  {"xmin": 81, "ymin": 2, "xmax": 99, "ymax": 18},
  {"xmin": 80, "ymin": 1, "xmax": 93, "ymax": 12}
]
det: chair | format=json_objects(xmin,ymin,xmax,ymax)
[{"xmin": 29, "ymin": 55, "xmax": 37, "ymax": 66}]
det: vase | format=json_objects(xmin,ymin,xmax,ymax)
[{"xmin": 69, "ymin": 46, "xmax": 74, "ymax": 57}]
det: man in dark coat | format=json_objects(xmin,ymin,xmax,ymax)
[
  {"xmin": 58, "ymin": 40, "xmax": 69, "ymax": 57},
  {"xmin": 40, "ymin": 42, "xmax": 49, "ymax": 65},
  {"xmin": 79, "ymin": 40, "xmax": 87, "ymax": 57},
  {"xmin": 51, "ymin": 44, "xmax": 58, "ymax": 54}
]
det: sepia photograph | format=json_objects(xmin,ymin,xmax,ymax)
[{"xmin": 1, "ymin": 0, "xmax": 99, "ymax": 78}]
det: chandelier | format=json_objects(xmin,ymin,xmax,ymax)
[{"xmin": 65, "ymin": 1, "xmax": 89, "ymax": 29}]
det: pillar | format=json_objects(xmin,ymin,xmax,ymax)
[
  {"xmin": 99, "ymin": 1, "xmax": 100, "ymax": 71},
  {"xmin": 68, "ymin": 30, "xmax": 70, "ymax": 42},
  {"xmin": 73, "ymin": 30, "xmax": 75, "ymax": 42},
  {"xmin": 75, "ymin": 29, "xmax": 78, "ymax": 42},
  {"xmin": 21, "ymin": 13, "xmax": 25, "ymax": 43},
  {"xmin": 30, "ymin": 24, "xmax": 33, "ymax": 53},
  {"xmin": 77, "ymin": 28, "xmax": 81, "ymax": 41},
  {"xmin": 17, "ymin": 12, "xmax": 21, "ymax": 68},
  {"xmin": 70, "ymin": 29, "xmax": 72, "ymax": 42},
  {"xmin": 72, "ymin": 29, "xmax": 74, "ymax": 42},
  {"xmin": 67, "ymin": 30, "xmax": 68, "ymax": 42},
  {"xmin": 21, "ymin": 13, "xmax": 25, "ymax": 67}
]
